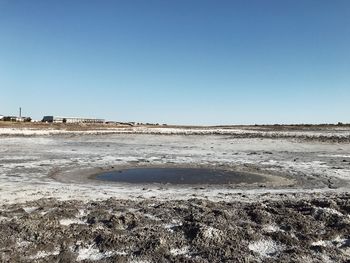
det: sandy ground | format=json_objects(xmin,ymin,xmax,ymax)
[{"xmin": 0, "ymin": 125, "xmax": 350, "ymax": 262}]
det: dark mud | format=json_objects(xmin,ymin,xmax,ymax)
[{"xmin": 1, "ymin": 193, "xmax": 350, "ymax": 262}]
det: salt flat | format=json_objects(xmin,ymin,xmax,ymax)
[
  {"xmin": 1, "ymin": 126, "xmax": 349, "ymax": 204},
  {"xmin": 0, "ymin": 125, "xmax": 350, "ymax": 262}
]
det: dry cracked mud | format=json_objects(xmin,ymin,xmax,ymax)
[{"xmin": 1, "ymin": 193, "xmax": 350, "ymax": 263}]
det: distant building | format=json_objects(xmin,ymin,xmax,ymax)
[
  {"xmin": 2, "ymin": 116, "xmax": 17, "ymax": 121},
  {"xmin": 1, "ymin": 116, "xmax": 31, "ymax": 122},
  {"xmin": 42, "ymin": 116, "xmax": 105, "ymax": 124},
  {"xmin": 16, "ymin": 117, "xmax": 32, "ymax": 122}
]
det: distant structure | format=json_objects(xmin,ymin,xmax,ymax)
[
  {"xmin": 3, "ymin": 116, "xmax": 17, "ymax": 121},
  {"xmin": 16, "ymin": 107, "xmax": 25, "ymax": 122},
  {"xmin": 0, "ymin": 108, "xmax": 31, "ymax": 122},
  {"xmin": 1, "ymin": 115, "xmax": 31, "ymax": 122},
  {"xmin": 42, "ymin": 116, "xmax": 105, "ymax": 124}
]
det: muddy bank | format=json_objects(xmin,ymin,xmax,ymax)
[
  {"xmin": 51, "ymin": 164, "xmax": 296, "ymax": 189},
  {"xmin": 1, "ymin": 193, "xmax": 350, "ymax": 262}
]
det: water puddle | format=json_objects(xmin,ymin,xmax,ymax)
[{"xmin": 95, "ymin": 168, "xmax": 267, "ymax": 185}]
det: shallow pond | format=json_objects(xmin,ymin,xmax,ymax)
[{"xmin": 95, "ymin": 168, "xmax": 266, "ymax": 185}]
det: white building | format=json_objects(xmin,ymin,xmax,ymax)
[{"xmin": 42, "ymin": 116, "xmax": 105, "ymax": 124}]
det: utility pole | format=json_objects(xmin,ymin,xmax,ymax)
[{"xmin": 19, "ymin": 107, "xmax": 22, "ymax": 118}]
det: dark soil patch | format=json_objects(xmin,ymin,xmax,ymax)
[{"xmin": 1, "ymin": 194, "xmax": 350, "ymax": 262}]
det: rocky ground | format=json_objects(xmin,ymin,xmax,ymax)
[{"xmin": 1, "ymin": 193, "xmax": 350, "ymax": 262}]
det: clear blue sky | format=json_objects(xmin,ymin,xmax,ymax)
[{"xmin": 0, "ymin": 0, "xmax": 349, "ymax": 125}]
